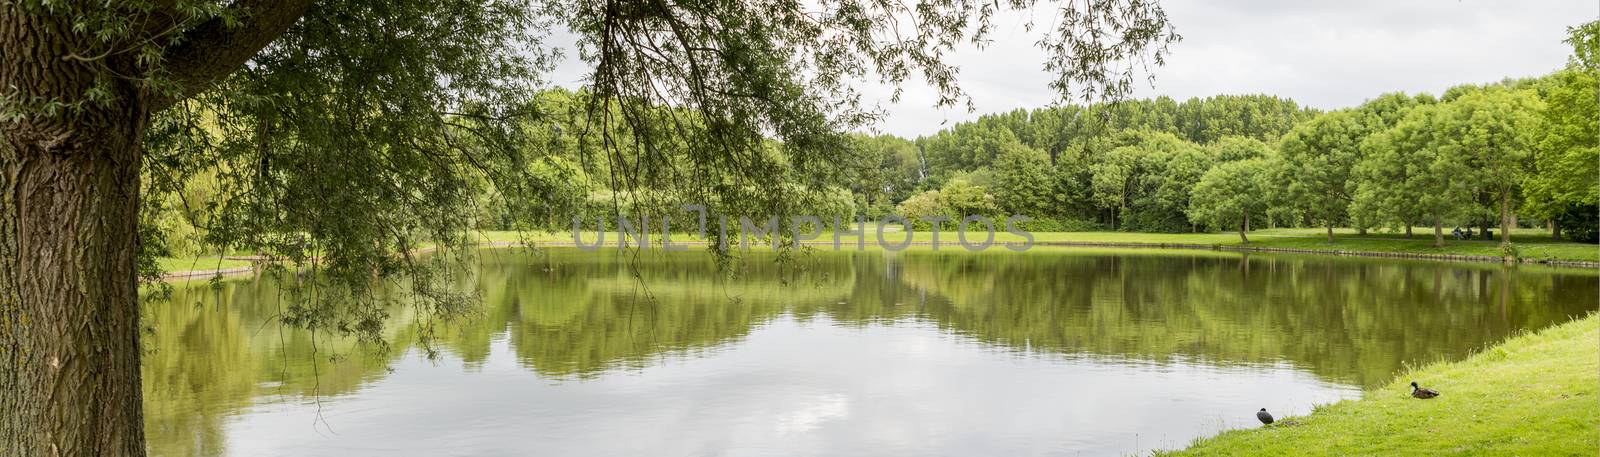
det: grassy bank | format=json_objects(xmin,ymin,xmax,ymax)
[
  {"xmin": 156, "ymin": 256, "xmax": 252, "ymax": 273},
  {"xmin": 151, "ymin": 227, "xmax": 1596, "ymax": 275},
  {"xmin": 476, "ymin": 227, "xmax": 1599, "ymax": 263},
  {"xmin": 1159, "ymin": 312, "xmax": 1599, "ymax": 456}
]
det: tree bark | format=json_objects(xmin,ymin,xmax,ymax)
[
  {"xmin": 3, "ymin": 9, "xmax": 153, "ymax": 455},
  {"xmin": 1, "ymin": 103, "xmax": 149, "ymax": 456},
  {"xmin": 1239, "ymin": 217, "xmax": 1249, "ymax": 244},
  {"xmin": 1405, "ymin": 223, "xmax": 1412, "ymax": 239},
  {"xmin": 1325, "ymin": 224, "xmax": 1334, "ymax": 243},
  {"xmin": 1551, "ymin": 219, "xmax": 1560, "ymax": 240}
]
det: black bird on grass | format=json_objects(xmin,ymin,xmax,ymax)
[
  {"xmin": 1410, "ymin": 381, "xmax": 1440, "ymax": 399},
  {"xmin": 1256, "ymin": 408, "xmax": 1274, "ymax": 425}
]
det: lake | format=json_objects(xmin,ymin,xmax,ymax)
[{"xmin": 141, "ymin": 247, "xmax": 1597, "ymax": 456}]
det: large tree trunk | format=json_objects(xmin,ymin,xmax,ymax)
[
  {"xmin": 1405, "ymin": 223, "xmax": 1412, "ymax": 239},
  {"xmin": 1, "ymin": 131, "xmax": 148, "ymax": 456},
  {"xmin": 1239, "ymin": 216, "xmax": 1250, "ymax": 244},
  {"xmin": 0, "ymin": 45, "xmax": 150, "ymax": 457},
  {"xmin": 1325, "ymin": 224, "xmax": 1334, "ymax": 243},
  {"xmin": 1, "ymin": 121, "xmax": 149, "ymax": 456},
  {"xmin": 1550, "ymin": 219, "xmax": 1560, "ymax": 240}
]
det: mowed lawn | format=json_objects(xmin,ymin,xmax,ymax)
[
  {"xmin": 1158, "ymin": 312, "xmax": 1600, "ymax": 456},
  {"xmin": 153, "ymin": 227, "xmax": 1596, "ymax": 273},
  {"xmin": 155, "ymin": 256, "xmax": 253, "ymax": 273},
  {"xmin": 474, "ymin": 227, "xmax": 1599, "ymax": 263}
]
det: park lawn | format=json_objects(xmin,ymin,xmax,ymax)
[
  {"xmin": 155, "ymin": 256, "xmax": 252, "ymax": 273},
  {"xmin": 1223, "ymin": 228, "xmax": 1600, "ymax": 263},
  {"xmin": 1158, "ymin": 312, "xmax": 1600, "ymax": 457},
  {"xmin": 470, "ymin": 227, "xmax": 1599, "ymax": 262},
  {"xmin": 153, "ymin": 228, "xmax": 1592, "ymax": 273}
]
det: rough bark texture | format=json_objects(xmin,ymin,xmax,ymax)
[
  {"xmin": 2, "ymin": 9, "xmax": 149, "ymax": 457},
  {"xmin": 1, "ymin": 116, "xmax": 148, "ymax": 457},
  {"xmin": 0, "ymin": 90, "xmax": 149, "ymax": 456},
  {"xmin": 1239, "ymin": 217, "xmax": 1249, "ymax": 244}
]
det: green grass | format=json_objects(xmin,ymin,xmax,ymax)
[
  {"xmin": 154, "ymin": 227, "xmax": 1592, "ymax": 275},
  {"xmin": 1209, "ymin": 228, "xmax": 1598, "ymax": 263},
  {"xmin": 1029, "ymin": 228, "xmax": 1596, "ymax": 263},
  {"xmin": 155, "ymin": 256, "xmax": 252, "ymax": 273},
  {"xmin": 479, "ymin": 227, "xmax": 1598, "ymax": 263},
  {"xmin": 1158, "ymin": 312, "xmax": 1600, "ymax": 456}
]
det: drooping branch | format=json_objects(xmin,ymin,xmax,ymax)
[{"xmin": 152, "ymin": 0, "xmax": 317, "ymax": 112}]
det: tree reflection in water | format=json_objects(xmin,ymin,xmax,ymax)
[{"xmin": 140, "ymin": 248, "xmax": 1597, "ymax": 456}]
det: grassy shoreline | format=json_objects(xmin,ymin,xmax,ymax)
[
  {"xmin": 155, "ymin": 256, "xmax": 252, "ymax": 273},
  {"xmin": 154, "ymin": 227, "xmax": 1599, "ymax": 278},
  {"xmin": 1158, "ymin": 312, "xmax": 1599, "ymax": 456},
  {"xmin": 484, "ymin": 227, "xmax": 1598, "ymax": 263}
]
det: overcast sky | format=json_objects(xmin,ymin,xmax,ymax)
[{"xmin": 547, "ymin": 2, "xmax": 1597, "ymax": 138}]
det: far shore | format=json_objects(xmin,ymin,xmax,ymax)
[{"xmin": 154, "ymin": 228, "xmax": 1600, "ymax": 281}]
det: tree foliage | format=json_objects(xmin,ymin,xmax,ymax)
[
  {"xmin": 1278, "ymin": 110, "xmax": 1377, "ymax": 238},
  {"xmin": 1525, "ymin": 21, "xmax": 1600, "ymax": 242},
  {"xmin": 1188, "ymin": 158, "xmax": 1270, "ymax": 242}
]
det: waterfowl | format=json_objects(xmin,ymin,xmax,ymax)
[
  {"xmin": 1410, "ymin": 381, "xmax": 1440, "ymax": 399},
  {"xmin": 1256, "ymin": 408, "xmax": 1274, "ymax": 425}
]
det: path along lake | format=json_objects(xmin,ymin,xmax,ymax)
[{"xmin": 142, "ymin": 247, "xmax": 1597, "ymax": 456}]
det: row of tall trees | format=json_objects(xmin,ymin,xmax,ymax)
[
  {"xmin": 836, "ymin": 95, "xmax": 1315, "ymax": 232},
  {"xmin": 852, "ymin": 22, "xmax": 1598, "ymax": 245}
]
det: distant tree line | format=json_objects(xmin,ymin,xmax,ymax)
[{"xmin": 841, "ymin": 22, "xmax": 1598, "ymax": 245}]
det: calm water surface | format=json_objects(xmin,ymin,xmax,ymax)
[{"xmin": 142, "ymin": 248, "xmax": 1598, "ymax": 456}]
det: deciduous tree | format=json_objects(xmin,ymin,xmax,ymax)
[
  {"xmin": 1278, "ymin": 110, "xmax": 1376, "ymax": 242},
  {"xmin": 1525, "ymin": 21, "xmax": 1600, "ymax": 242},
  {"xmin": 1433, "ymin": 88, "xmax": 1543, "ymax": 246},
  {"xmin": 1188, "ymin": 159, "xmax": 1270, "ymax": 242},
  {"xmin": 1358, "ymin": 104, "xmax": 1472, "ymax": 247}
]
